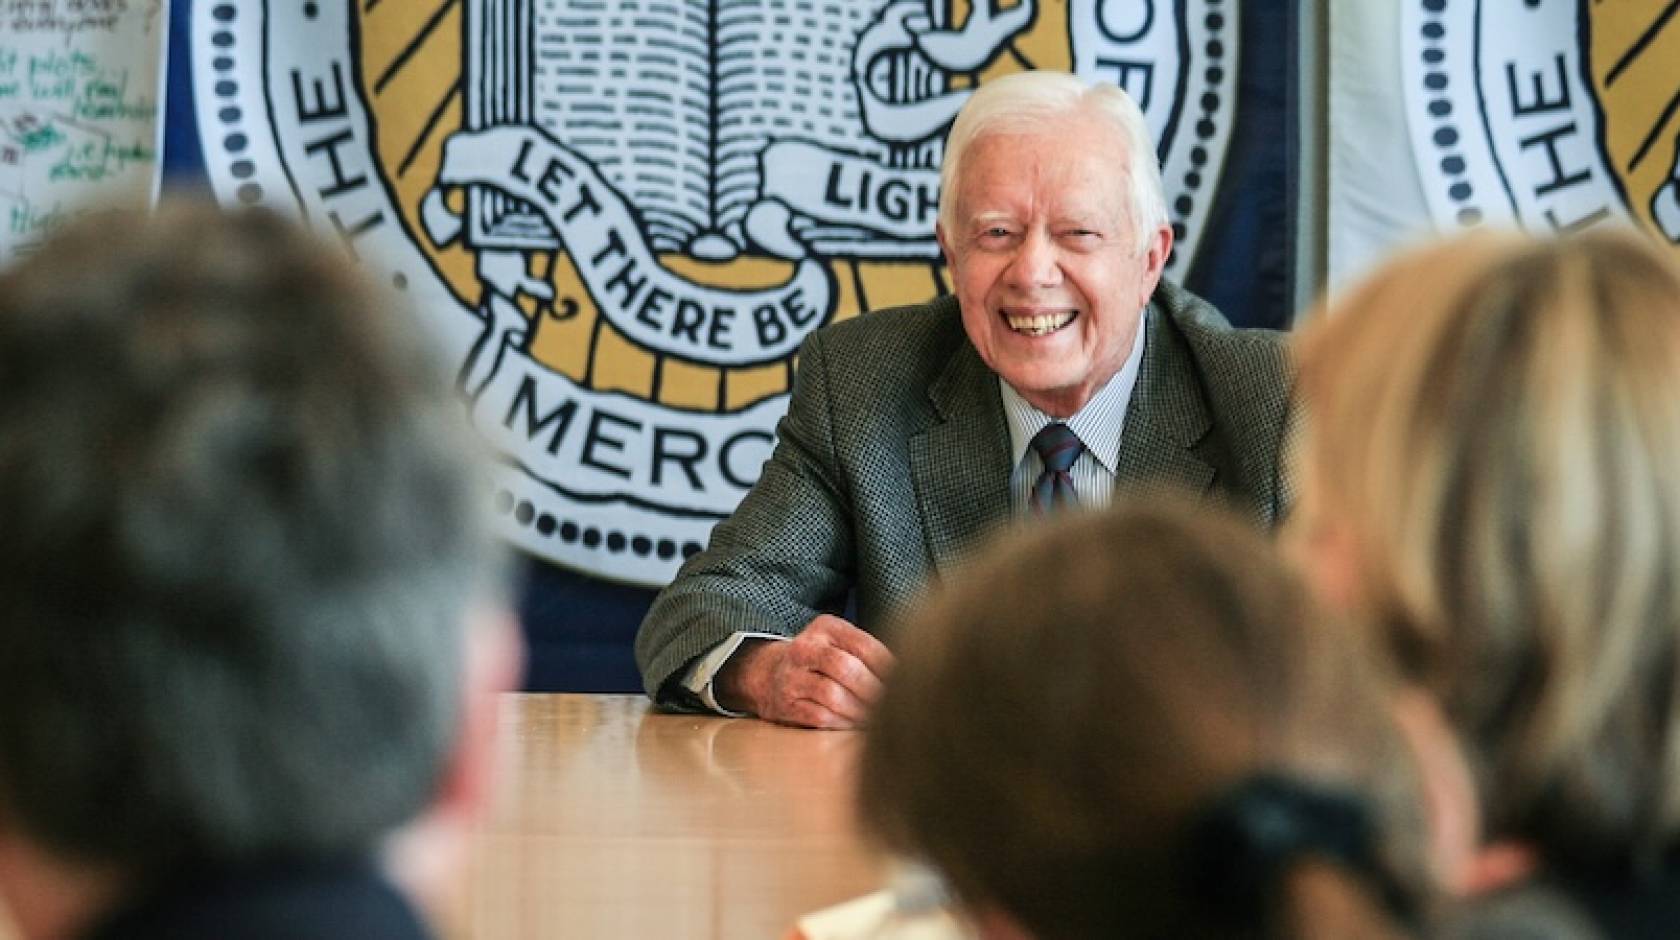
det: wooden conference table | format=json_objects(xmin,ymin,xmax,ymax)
[
  {"xmin": 452, "ymin": 693, "xmax": 887, "ymax": 938},
  {"xmin": 0, "ymin": 694, "xmax": 887, "ymax": 940}
]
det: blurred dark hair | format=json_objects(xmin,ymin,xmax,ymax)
[{"xmin": 858, "ymin": 499, "xmax": 1430, "ymax": 939}]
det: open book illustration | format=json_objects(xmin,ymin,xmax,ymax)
[{"xmin": 466, "ymin": 0, "xmax": 891, "ymax": 259}]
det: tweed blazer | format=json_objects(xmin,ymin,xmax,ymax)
[{"xmin": 635, "ymin": 279, "xmax": 1293, "ymax": 701}]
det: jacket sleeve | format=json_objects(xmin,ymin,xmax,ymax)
[{"xmin": 633, "ymin": 328, "xmax": 857, "ymax": 703}]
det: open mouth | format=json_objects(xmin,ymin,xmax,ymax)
[{"xmin": 1004, "ymin": 309, "xmax": 1077, "ymax": 337}]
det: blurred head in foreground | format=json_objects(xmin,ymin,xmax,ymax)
[
  {"xmin": 1290, "ymin": 228, "xmax": 1680, "ymax": 903},
  {"xmin": 0, "ymin": 202, "xmax": 519, "ymax": 939},
  {"xmin": 858, "ymin": 500, "xmax": 1429, "ymax": 940}
]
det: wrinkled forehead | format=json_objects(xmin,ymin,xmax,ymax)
[{"xmin": 951, "ymin": 126, "xmax": 1133, "ymax": 221}]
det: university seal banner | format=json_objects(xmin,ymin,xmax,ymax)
[
  {"xmin": 1401, "ymin": 0, "xmax": 1680, "ymax": 243},
  {"xmin": 193, "ymin": 0, "xmax": 1239, "ymax": 585}
]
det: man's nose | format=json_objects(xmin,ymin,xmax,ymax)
[{"xmin": 1006, "ymin": 229, "xmax": 1061, "ymax": 288}]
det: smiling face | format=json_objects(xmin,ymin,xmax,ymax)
[{"xmin": 938, "ymin": 116, "xmax": 1171, "ymax": 418}]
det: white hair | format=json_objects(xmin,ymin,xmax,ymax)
[{"xmin": 937, "ymin": 71, "xmax": 1168, "ymax": 254}]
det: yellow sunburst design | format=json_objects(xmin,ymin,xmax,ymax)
[{"xmin": 1588, "ymin": 3, "xmax": 1680, "ymax": 250}]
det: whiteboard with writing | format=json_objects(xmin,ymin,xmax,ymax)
[{"xmin": 0, "ymin": 0, "xmax": 167, "ymax": 264}]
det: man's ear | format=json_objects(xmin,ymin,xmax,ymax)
[
  {"xmin": 936, "ymin": 222, "xmax": 958, "ymax": 273},
  {"xmin": 439, "ymin": 604, "xmax": 524, "ymax": 822},
  {"xmin": 384, "ymin": 605, "xmax": 524, "ymax": 912},
  {"xmin": 1137, "ymin": 223, "xmax": 1172, "ymax": 307}
]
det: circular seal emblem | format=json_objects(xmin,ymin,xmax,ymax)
[
  {"xmin": 193, "ymin": 0, "xmax": 1237, "ymax": 585},
  {"xmin": 1402, "ymin": 0, "xmax": 1680, "ymax": 248}
]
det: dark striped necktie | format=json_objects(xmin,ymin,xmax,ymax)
[{"xmin": 1029, "ymin": 422, "xmax": 1083, "ymax": 513}]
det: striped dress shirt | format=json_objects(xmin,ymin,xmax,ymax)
[{"xmin": 1001, "ymin": 308, "xmax": 1147, "ymax": 512}]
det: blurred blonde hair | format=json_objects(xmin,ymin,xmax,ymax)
[{"xmin": 1291, "ymin": 227, "xmax": 1680, "ymax": 872}]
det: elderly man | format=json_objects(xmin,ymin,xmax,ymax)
[
  {"xmin": 635, "ymin": 71, "xmax": 1290, "ymax": 729},
  {"xmin": 0, "ymin": 204, "xmax": 519, "ymax": 939}
]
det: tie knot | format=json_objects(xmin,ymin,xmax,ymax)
[{"xmin": 1030, "ymin": 422, "xmax": 1083, "ymax": 474}]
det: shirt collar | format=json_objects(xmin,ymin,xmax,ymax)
[{"xmin": 999, "ymin": 307, "xmax": 1148, "ymax": 475}]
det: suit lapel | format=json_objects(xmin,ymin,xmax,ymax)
[
  {"xmin": 1115, "ymin": 306, "xmax": 1217, "ymax": 496},
  {"xmin": 910, "ymin": 340, "xmax": 1013, "ymax": 576}
]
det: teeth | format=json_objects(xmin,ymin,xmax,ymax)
[{"xmin": 1005, "ymin": 310, "xmax": 1075, "ymax": 336}]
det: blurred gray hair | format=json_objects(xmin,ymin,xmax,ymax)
[{"xmin": 0, "ymin": 201, "xmax": 503, "ymax": 870}]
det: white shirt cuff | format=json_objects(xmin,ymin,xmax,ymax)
[{"xmin": 682, "ymin": 631, "xmax": 789, "ymax": 716}]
